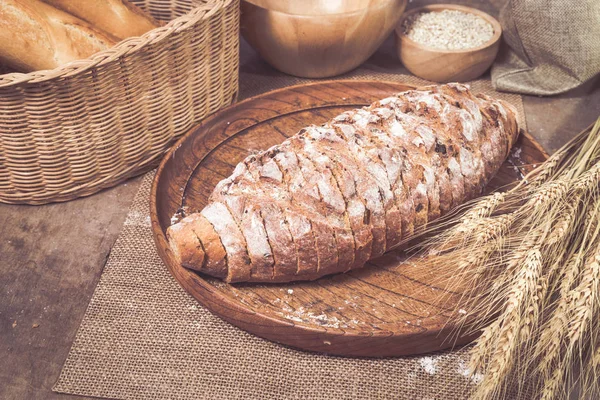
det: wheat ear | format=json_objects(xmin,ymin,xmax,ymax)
[
  {"xmin": 540, "ymin": 248, "xmax": 600, "ymax": 400},
  {"xmin": 536, "ymin": 253, "xmax": 584, "ymax": 377},
  {"xmin": 474, "ymin": 247, "xmax": 543, "ymax": 400}
]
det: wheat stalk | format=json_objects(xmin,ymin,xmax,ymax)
[
  {"xmin": 540, "ymin": 248, "xmax": 600, "ymax": 400},
  {"xmin": 541, "ymin": 366, "xmax": 565, "ymax": 400},
  {"xmin": 582, "ymin": 344, "xmax": 600, "ymax": 398},
  {"xmin": 527, "ymin": 148, "xmax": 565, "ymax": 187},
  {"xmin": 546, "ymin": 204, "xmax": 576, "ymax": 246},
  {"xmin": 522, "ymin": 179, "xmax": 570, "ymax": 214},
  {"xmin": 461, "ymin": 192, "xmax": 507, "ymax": 223},
  {"xmin": 565, "ymin": 251, "xmax": 600, "ymax": 354},
  {"xmin": 572, "ymin": 161, "xmax": 600, "ymax": 193},
  {"xmin": 474, "ymin": 247, "xmax": 543, "ymax": 399},
  {"xmin": 469, "ymin": 319, "xmax": 499, "ymax": 374},
  {"xmin": 536, "ymin": 252, "xmax": 584, "ymax": 376},
  {"xmin": 410, "ymin": 118, "xmax": 600, "ymax": 400}
]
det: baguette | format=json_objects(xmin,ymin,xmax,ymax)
[
  {"xmin": 168, "ymin": 83, "xmax": 520, "ymax": 283},
  {"xmin": 41, "ymin": 0, "xmax": 160, "ymax": 40},
  {"xmin": 0, "ymin": 0, "xmax": 117, "ymax": 72}
]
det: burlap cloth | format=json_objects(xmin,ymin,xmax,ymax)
[
  {"xmin": 53, "ymin": 52, "xmax": 528, "ymax": 399},
  {"xmin": 491, "ymin": 0, "xmax": 600, "ymax": 96}
]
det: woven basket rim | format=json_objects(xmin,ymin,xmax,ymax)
[{"xmin": 0, "ymin": 0, "xmax": 233, "ymax": 88}]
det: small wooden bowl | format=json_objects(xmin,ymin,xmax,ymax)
[
  {"xmin": 241, "ymin": 0, "xmax": 408, "ymax": 78},
  {"xmin": 395, "ymin": 4, "xmax": 501, "ymax": 82}
]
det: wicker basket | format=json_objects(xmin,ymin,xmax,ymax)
[{"xmin": 0, "ymin": 0, "xmax": 239, "ymax": 204}]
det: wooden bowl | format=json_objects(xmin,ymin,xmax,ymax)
[
  {"xmin": 241, "ymin": 0, "xmax": 408, "ymax": 78},
  {"xmin": 395, "ymin": 4, "xmax": 501, "ymax": 82}
]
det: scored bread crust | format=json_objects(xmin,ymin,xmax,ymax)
[{"xmin": 167, "ymin": 83, "xmax": 521, "ymax": 283}]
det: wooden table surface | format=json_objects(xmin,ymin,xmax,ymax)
[{"xmin": 2, "ymin": 16, "xmax": 599, "ymax": 400}]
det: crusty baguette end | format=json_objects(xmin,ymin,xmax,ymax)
[
  {"xmin": 0, "ymin": 0, "xmax": 116, "ymax": 72},
  {"xmin": 167, "ymin": 218, "xmax": 206, "ymax": 272},
  {"xmin": 41, "ymin": 0, "xmax": 161, "ymax": 40}
]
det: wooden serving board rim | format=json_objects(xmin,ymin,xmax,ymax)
[{"xmin": 150, "ymin": 80, "xmax": 547, "ymax": 356}]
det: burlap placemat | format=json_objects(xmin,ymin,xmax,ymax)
[{"xmin": 54, "ymin": 60, "xmax": 528, "ymax": 399}]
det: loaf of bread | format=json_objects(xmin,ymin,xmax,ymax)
[
  {"xmin": 41, "ymin": 0, "xmax": 160, "ymax": 40},
  {"xmin": 0, "ymin": 0, "xmax": 117, "ymax": 72},
  {"xmin": 167, "ymin": 83, "xmax": 520, "ymax": 283}
]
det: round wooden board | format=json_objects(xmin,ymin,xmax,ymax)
[{"xmin": 151, "ymin": 80, "xmax": 548, "ymax": 357}]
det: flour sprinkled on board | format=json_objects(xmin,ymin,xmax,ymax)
[
  {"xmin": 170, "ymin": 206, "xmax": 189, "ymax": 225},
  {"xmin": 281, "ymin": 310, "xmax": 345, "ymax": 328},
  {"xmin": 512, "ymin": 146, "xmax": 522, "ymax": 159},
  {"xmin": 276, "ymin": 303, "xmax": 367, "ymax": 328},
  {"xmin": 508, "ymin": 146, "xmax": 526, "ymax": 180}
]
